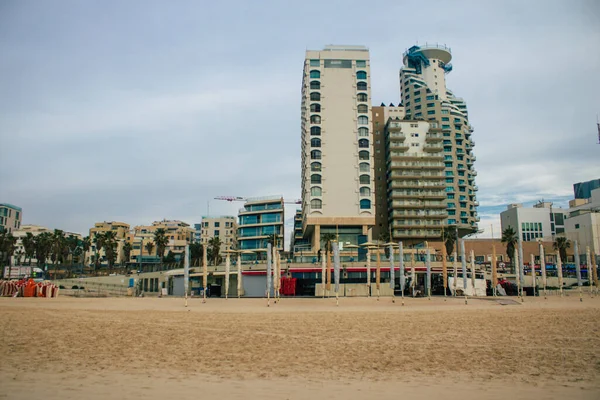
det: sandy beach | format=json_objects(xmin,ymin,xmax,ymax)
[{"xmin": 1, "ymin": 295, "xmax": 599, "ymax": 399}]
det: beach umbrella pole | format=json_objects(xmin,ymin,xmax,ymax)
[
  {"xmin": 460, "ymin": 240, "xmax": 467, "ymax": 305},
  {"xmin": 575, "ymin": 241, "xmax": 582, "ymax": 302},
  {"xmin": 399, "ymin": 242, "xmax": 405, "ymax": 306}
]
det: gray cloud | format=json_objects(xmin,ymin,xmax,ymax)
[{"xmin": 1, "ymin": 0, "xmax": 599, "ymax": 245}]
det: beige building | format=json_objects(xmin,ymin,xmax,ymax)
[
  {"xmin": 11, "ymin": 224, "xmax": 82, "ymax": 266},
  {"xmin": 372, "ymin": 111, "xmax": 448, "ymax": 245},
  {"xmin": 0, "ymin": 203, "xmax": 22, "ymax": 233},
  {"xmin": 132, "ymin": 219, "xmax": 194, "ymax": 263},
  {"xmin": 197, "ymin": 216, "xmax": 237, "ymax": 252},
  {"xmin": 89, "ymin": 221, "xmax": 130, "ymax": 266},
  {"xmin": 300, "ymin": 45, "xmax": 375, "ymax": 252},
  {"xmin": 400, "ymin": 44, "xmax": 478, "ymax": 236}
]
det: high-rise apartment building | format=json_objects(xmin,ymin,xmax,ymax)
[
  {"xmin": 197, "ymin": 216, "xmax": 237, "ymax": 252},
  {"xmin": 372, "ymin": 110, "xmax": 448, "ymax": 244},
  {"xmin": 238, "ymin": 196, "xmax": 284, "ymax": 259},
  {"xmin": 300, "ymin": 45, "xmax": 375, "ymax": 252},
  {"xmin": 400, "ymin": 44, "xmax": 478, "ymax": 235},
  {"xmin": 0, "ymin": 203, "xmax": 22, "ymax": 233}
]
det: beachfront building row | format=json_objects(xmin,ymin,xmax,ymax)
[
  {"xmin": 500, "ymin": 202, "xmax": 567, "ymax": 242},
  {"xmin": 195, "ymin": 216, "xmax": 237, "ymax": 253},
  {"xmin": 294, "ymin": 43, "xmax": 479, "ymax": 259},
  {"xmin": 237, "ymin": 196, "xmax": 284, "ymax": 260},
  {"xmin": 0, "ymin": 203, "xmax": 22, "ymax": 233}
]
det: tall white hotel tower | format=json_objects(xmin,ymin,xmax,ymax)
[{"xmin": 300, "ymin": 45, "xmax": 375, "ymax": 252}]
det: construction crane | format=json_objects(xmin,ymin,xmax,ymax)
[{"xmin": 215, "ymin": 196, "xmax": 302, "ymax": 204}]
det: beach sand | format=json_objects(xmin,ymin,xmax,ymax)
[{"xmin": 1, "ymin": 295, "xmax": 599, "ymax": 399}]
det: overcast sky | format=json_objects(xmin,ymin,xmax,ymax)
[{"xmin": 1, "ymin": 0, "xmax": 599, "ymax": 242}]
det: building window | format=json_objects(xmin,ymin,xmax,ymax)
[
  {"xmin": 357, "ymin": 93, "xmax": 367, "ymax": 102},
  {"xmin": 310, "ymin": 92, "xmax": 320, "ymax": 101},
  {"xmin": 358, "ymin": 116, "xmax": 368, "ymax": 125},
  {"xmin": 214, "ymin": 222, "xmax": 220, "ymax": 227},
  {"xmin": 358, "ymin": 127, "xmax": 369, "ymax": 137},
  {"xmin": 357, "ymin": 104, "xmax": 368, "ymax": 113},
  {"xmin": 311, "ymin": 162, "xmax": 322, "ymax": 172},
  {"xmin": 214, "ymin": 230, "xmax": 220, "ymax": 236},
  {"xmin": 360, "ymin": 199, "xmax": 371, "ymax": 209},
  {"xmin": 359, "ymin": 162, "xmax": 370, "ymax": 172},
  {"xmin": 311, "ymin": 199, "xmax": 322, "ymax": 209},
  {"xmin": 311, "ymin": 138, "xmax": 321, "ymax": 147},
  {"xmin": 310, "ymin": 126, "xmax": 321, "ymax": 136},
  {"xmin": 415, "ymin": 105, "xmax": 421, "ymax": 110},
  {"xmin": 310, "ymin": 115, "xmax": 321, "ymax": 124},
  {"xmin": 356, "ymin": 60, "xmax": 366, "ymax": 67},
  {"xmin": 311, "ymin": 186, "xmax": 322, "ymax": 196},
  {"xmin": 359, "ymin": 174, "xmax": 370, "ymax": 184},
  {"xmin": 311, "ymin": 174, "xmax": 322, "ymax": 184},
  {"xmin": 358, "ymin": 139, "xmax": 369, "ymax": 148},
  {"xmin": 310, "ymin": 70, "xmax": 320, "ymax": 79},
  {"xmin": 357, "ymin": 82, "xmax": 367, "ymax": 90},
  {"xmin": 575, "ymin": 224, "xmax": 579, "ymax": 229},
  {"xmin": 310, "ymin": 150, "xmax": 321, "ymax": 160},
  {"xmin": 310, "ymin": 59, "xmax": 320, "ymax": 66},
  {"xmin": 310, "ymin": 81, "xmax": 320, "ymax": 90},
  {"xmin": 427, "ymin": 110, "xmax": 435, "ymax": 115},
  {"xmin": 357, "ymin": 71, "xmax": 367, "ymax": 79},
  {"xmin": 310, "ymin": 103, "xmax": 321, "ymax": 112},
  {"xmin": 359, "ymin": 150, "xmax": 369, "ymax": 160},
  {"xmin": 360, "ymin": 187, "xmax": 371, "ymax": 196}
]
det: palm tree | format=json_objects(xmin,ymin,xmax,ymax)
[
  {"xmin": 441, "ymin": 227, "xmax": 457, "ymax": 257},
  {"xmin": 81, "ymin": 236, "xmax": 91, "ymax": 271},
  {"xmin": 92, "ymin": 232, "xmax": 108, "ymax": 275},
  {"xmin": 22, "ymin": 232, "xmax": 36, "ymax": 266},
  {"xmin": 122, "ymin": 242, "xmax": 132, "ymax": 272},
  {"xmin": 553, "ymin": 236, "xmax": 570, "ymax": 263},
  {"xmin": 154, "ymin": 228, "xmax": 169, "ymax": 263},
  {"xmin": 501, "ymin": 227, "xmax": 518, "ymax": 268},
  {"xmin": 102, "ymin": 231, "xmax": 118, "ymax": 274},
  {"xmin": 321, "ymin": 233, "xmax": 337, "ymax": 258},
  {"xmin": 145, "ymin": 241, "xmax": 155, "ymax": 258},
  {"xmin": 51, "ymin": 230, "xmax": 66, "ymax": 279},
  {"xmin": 66, "ymin": 235, "xmax": 79, "ymax": 267},
  {"xmin": 208, "ymin": 237, "xmax": 222, "ymax": 266},
  {"xmin": 34, "ymin": 232, "xmax": 53, "ymax": 276},
  {"xmin": 190, "ymin": 242, "xmax": 203, "ymax": 266}
]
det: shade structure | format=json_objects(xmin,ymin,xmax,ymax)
[
  {"xmin": 389, "ymin": 244, "xmax": 395, "ymax": 290},
  {"xmin": 272, "ymin": 246, "xmax": 278, "ymax": 297},
  {"xmin": 321, "ymin": 250, "xmax": 326, "ymax": 296},
  {"xmin": 586, "ymin": 246, "xmax": 592, "ymax": 290},
  {"xmin": 514, "ymin": 247, "xmax": 521, "ymax": 296},
  {"xmin": 237, "ymin": 252, "xmax": 242, "ymax": 297},
  {"xmin": 425, "ymin": 246, "xmax": 431, "ymax": 298},
  {"xmin": 266, "ymin": 243, "xmax": 272, "ymax": 297},
  {"xmin": 333, "ymin": 242, "xmax": 341, "ymax": 294},
  {"xmin": 530, "ymin": 253, "xmax": 536, "ymax": 297},
  {"xmin": 441, "ymin": 244, "xmax": 448, "ymax": 296},
  {"xmin": 518, "ymin": 239, "xmax": 525, "ymax": 291},
  {"xmin": 539, "ymin": 244, "xmax": 546, "ymax": 294},
  {"xmin": 556, "ymin": 251, "xmax": 563, "ymax": 295},
  {"xmin": 376, "ymin": 248, "xmax": 381, "ymax": 291},
  {"xmin": 470, "ymin": 249, "xmax": 475, "ymax": 295},
  {"xmin": 366, "ymin": 248, "xmax": 371, "ymax": 293},
  {"xmin": 346, "ymin": 244, "xmax": 359, "ymax": 261},
  {"xmin": 399, "ymin": 242, "xmax": 405, "ymax": 294},
  {"xmin": 452, "ymin": 252, "xmax": 458, "ymax": 295},
  {"xmin": 224, "ymin": 252, "xmax": 230, "ymax": 299},
  {"xmin": 184, "ymin": 244, "xmax": 190, "ymax": 297},
  {"xmin": 574, "ymin": 241, "xmax": 582, "ymax": 287},
  {"xmin": 492, "ymin": 245, "xmax": 498, "ymax": 296},
  {"xmin": 410, "ymin": 263, "xmax": 415, "ymax": 295},
  {"xmin": 460, "ymin": 240, "xmax": 467, "ymax": 293},
  {"xmin": 202, "ymin": 244, "xmax": 208, "ymax": 297}
]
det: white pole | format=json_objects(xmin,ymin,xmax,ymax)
[
  {"xmin": 586, "ymin": 246, "xmax": 593, "ymax": 298},
  {"xmin": 452, "ymin": 252, "xmax": 457, "ymax": 297},
  {"xmin": 530, "ymin": 253, "xmax": 536, "ymax": 297},
  {"xmin": 426, "ymin": 246, "xmax": 431, "ymax": 300},
  {"xmin": 460, "ymin": 239, "xmax": 467, "ymax": 304},
  {"xmin": 574, "ymin": 241, "xmax": 582, "ymax": 302},
  {"xmin": 399, "ymin": 242, "xmax": 405, "ymax": 305},
  {"xmin": 389, "ymin": 244, "xmax": 395, "ymax": 303},
  {"xmin": 266, "ymin": 243, "xmax": 272, "ymax": 307},
  {"xmin": 202, "ymin": 244, "xmax": 208, "ymax": 303},
  {"xmin": 514, "ymin": 247, "xmax": 521, "ymax": 301},
  {"xmin": 470, "ymin": 249, "xmax": 476, "ymax": 297},
  {"xmin": 366, "ymin": 248, "xmax": 371, "ymax": 297},
  {"xmin": 333, "ymin": 242, "xmax": 340, "ymax": 306},
  {"xmin": 321, "ymin": 250, "xmax": 326, "ymax": 298},
  {"xmin": 540, "ymin": 243, "xmax": 547, "ymax": 299},
  {"xmin": 518, "ymin": 239, "xmax": 525, "ymax": 299},
  {"xmin": 184, "ymin": 244, "xmax": 190, "ymax": 307},
  {"xmin": 557, "ymin": 252, "xmax": 563, "ymax": 297},
  {"xmin": 225, "ymin": 252, "xmax": 230, "ymax": 300},
  {"xmin": 237, "ymin": 252, "xmax": 242, "ymax": 298}
]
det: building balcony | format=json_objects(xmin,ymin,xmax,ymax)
[
  {"xmin": 423, "ymin": 144, "xmax": 443, "ymax": 152},
  {"xmin": 388, "ymin": 181, "xmax": 445, "ymax": 190},
  {"xmin": 474, "ymin": 201, "xmax": 479, "ymax": 207},
  {"xmin": 388, "ymin": 161, "xmax": 444, "ymax": 170},
  {"xmin": 390, "ymin": 200, "xmax": 447, "ymax": 209},
  {"xmin": 470, "ymin": 170, "xmax": 477, "ymax": 176},
  {"xmin": 473, "ymin": 185, "xmax": 479, "ymax": 191},
  {"xmin": 388, "ymin": 132, "xmax": 406, "ymax": 141},
  {"xmin": 425, "ymin": 132, "xmax": 443, "ymax": 142},
  {"xmin": 388, "ymin": 152, "xmax": 443, "ymax": 161},
  {"xmin": 389, "ymin": 143, "xmax": 410, "ymax": 151},
  {"xmin": 389, "ymin": 210, "xmax": 447, "ymax": 219},
  {"xmin": 388, "ymin": 122, "xmax": 403, "ymax": 131}
]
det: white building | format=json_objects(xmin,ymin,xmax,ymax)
[
  {"xmin": 565, "ymin": 188, "xmax": 600, "ymax": 261},
  {"xmin": 197, "ymin": 216, "xmax": 237, "ymax": 252},
  {"xmin": 300, "ymin": 45, "xmax": 375, "ymax": 252},
  {"xmin": 500, "ymin": 202, "xmax": 567, "ymax": 242}
]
